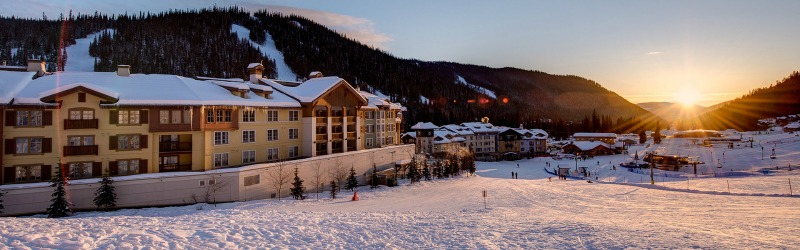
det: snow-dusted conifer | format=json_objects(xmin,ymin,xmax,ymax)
[
  {"xmin": 47, "ymin": 165, "xmax": 71, "ymax": 218},
  {"xmin": 93, "ymin": 173, "xmax": 117, "ymax": 211},
  {"xmin": 329, "ymin": 180, "xmax": 338, "ymax": 199},
  {"xmin": 290, "ymin": 167, "xmax": 306, "ymax": 200},
  {"xmin": 346, "ymin": 167, "xmax": 358, "ymax": 191},
  {"xmin": 370, "ymin": 165, "xmax": 379, "ymax": 189}
]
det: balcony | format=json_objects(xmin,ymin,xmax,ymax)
[
  {"xmin": 331, "ymin": 117, "xmax": 343, "ymax": 124},
  {"xmin": 346, "ymin": 132, "xmax": 356, "ymax": 140},
  {"xmin": 331, "ymin": 133, "xmax": 343, "ymax": 140},
  {"xmin": 63, "ymin": 145, "xmax": 98, "ymax": 156},
  {"xmin": 315, "ymin": 117, "xmax": 327, "ymax": 125},
  {"xmin": 316, "ymin": 150, "xmax": 327, "ymax": 156},
  {"xmin": 159, "ymin": 141, "xmax": 192, "ymax": 152},
  {"xmin": 346, "ymin": 116, "xmax": 356, "ymax": 124},
  {"xmin": 64, "ymin": 119, "xmax": 98, "ymax": 130},
  {"xmin": 316, "ymin": 134, "xmax": 327, "ymax": 141},
  {"xmin": 159, "ymin": 163, "xmax": 192, "ymax": 172}
]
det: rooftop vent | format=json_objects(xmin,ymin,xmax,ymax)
[
  {"xmin": 309, "ymin": 71, "xmax": 323, "ymax": 79},
  {"xmin": 117, "ymin": 65, "xmax": 131, "ymax": 77},
  {"xmin": 27, "ymin": 59, "xmax": 46, "ymax": 76}
]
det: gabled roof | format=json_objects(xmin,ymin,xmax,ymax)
[
  {"xmin": 262, "ymin": 76, "xmax": 367, "ymax": 105},
  {"xmin": 411, "ymin": 122, "xmax": 438, "ymax": 130},
  {"xmin": 440, "ymin": 124, "xmax": 475, "ymax": 136},
  {"xmin": 39, "ymin": 83, "xmax": 119, "ymax": 102},
  {"xmin": 563, "ymin": 141, "xmax": 612, "ymax": 151}
]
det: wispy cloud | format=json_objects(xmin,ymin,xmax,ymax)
[
  {"xmin": 240, "ymin": 4, "xmax": 393, "ymax": 49},
  {"xmin": 646, "ymin": 51, "xmax": 663, "ymax": 55}
]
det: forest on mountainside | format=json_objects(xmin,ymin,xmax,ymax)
[
  {"xmin": 688, "ymin": 71, "xmax": 800, "ymax": 131},
  {"xmin": 0, "ymin": 7, "xmax": 665, "ymax": 137}
]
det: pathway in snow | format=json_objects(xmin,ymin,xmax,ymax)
[
  {"xmin": 64, "ymin": 29, "xmax": 114, "ymax": 72},
  {"xmin": 230, "ymin": 24, "xmax": 298, "ymax": 81}
]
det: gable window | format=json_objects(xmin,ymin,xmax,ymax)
[
  {"xmin": 214, "ymin": 153, "xmax": 229, "ymax": 167},
  {"xmin": 69, "ymin": 109, "xmax": 94, "ymax": 120},
  {"xmin": 243, "ymin": 130, "xmax": 256, "ymax": 143},
  {"xmin": 288, "ymin": 110, "xmax": 299, "ymax": 121},
  {"xmin": 16, "ymin": 110, "xmax": 43, "ymax": 126},
  {"xmin": 68, "ymin": 162, "xmax": 93, "ymax": 179},
  {"xmin": 243, "ymin": 150, "xmax": 256, "ymax": 164},
  {"xmin": 267, "ymin": 148, "xmax": 279, "ymax": 161},
  {"xmin": 15, "ymin": 165, "xmax": 43, "ymax": 182},
  {"xmin": 267, "ymin": 110, "xmax": 279, "ymax": 122},
  {"xmin": 289, "ymin": 128, "xmax": 299, "ymax": 140},
  {"xmin": 242, "ymin": 110, "xmax": 256, "ymax": 122},
  {"xmin": 267, "ymin": 129, "xmax": 279, "ymax": 141},
  {"xmin": 16, "ymin": 137, "xmax": 43, "ymax": 154},
  {"xmin": 118, "ymin": 110, "xmax": 140, "ymax": 125},
  {"xmin": 117, "ymin": 159, "xmax": 140, "ymax": 175},
  {"xmin": 214, "ymin": 131, "xmax": 230, "ymax": 145}
]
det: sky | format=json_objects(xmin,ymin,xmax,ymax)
[{"xmin": 3, "ymin": 0, "xmax": 800, "ymax": 107}]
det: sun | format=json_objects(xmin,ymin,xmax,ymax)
[{"xmin": 674, "ymin": 90, "xmax": 701, "ymax": 107}]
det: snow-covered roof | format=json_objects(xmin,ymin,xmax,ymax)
[
  {"xmin": 440, "ymin": 124, "xmax": 475, "ymax": 136},
  {"xmin": 574, "ymin": 133, "xmax": 617, "ymax": 138},
  {"xmin": 461, "ymin": 122, "xmax": 499, "ymax": 133},
  {"xmin": 411, "ymin": 122, "xmax": 438, "ymax": 130},
  {"xmin": 0, "ymin": 70, "xmax": 36, "ymax": 104},
  {"xmin": 528, "ymin": 129, "xmax": 548, "ymax": 139},
  {"xmin": 433, "ymin": 130, "xmax": 466, "ymax": 145},
  {"xmin": 10, "ymin": 71, "xmax": 299, "ymax": 107},
  {"xmin": 401, "ymin": 132, "xmax": 416, "ymax": 139},
  {"xmin": 564, "ymin": 141, "xmax": 612, "ymax": 151},
  {"xmin": 247, "ymin": 63, "xmax": 263, "ymax": 69},
  {"xmin": 262, "ymin": 76, "xmax": 366, "ymax": 105},
  {"xmin": 785, "ymin": 122, "xmax": 800, "ymax": 129}
]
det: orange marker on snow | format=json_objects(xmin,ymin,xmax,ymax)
[{"xmin": 352, "ymin": 191, "xmax": 359, "ymax": 201}]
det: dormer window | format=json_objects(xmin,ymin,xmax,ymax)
[{"xmin": 69, "ymin": 108, "xmax": 94, "ymax": 120}]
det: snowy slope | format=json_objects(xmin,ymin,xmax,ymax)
[
  {"xmin": 64, "ymin": 29, "xmax": 114, "ymax": 72},
  {"xmin": 230, "ymin": 24, "xmax": 298, "ymax": 81},
  {"xmin": 456, "ymin": 74, "xmax": 496, "ymax": 99}
]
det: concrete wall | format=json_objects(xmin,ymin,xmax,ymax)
[{"xmin": 0, "ymin": 144, "xmax": 413, "ymax": 216}]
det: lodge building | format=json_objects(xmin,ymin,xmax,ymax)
[{"xmin": 0, "ymin": 61, "xmax": 403, "ymax": 185}]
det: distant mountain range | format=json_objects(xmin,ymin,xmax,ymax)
[{"xmin": 637, "ymin": 102, "xmax": 710, "ymax": 123}]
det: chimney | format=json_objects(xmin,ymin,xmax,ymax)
[
  {"xmin": 248, "ymin": 62, "xmax": 264, "ymax": 84},
  {"xmin": 308, "ymin": 71, "xmax": 323, "ymax": 79},
  {"xmin": 1, "ymin": 60, "xmax": 6, "ymax": 66},
  {"xmin": 26, "ymin": 59, "xmax": 46, "ymax": 76},
  {"xmin": 117, "ymin": 65, "xmax": 131, "ymax": 77}
]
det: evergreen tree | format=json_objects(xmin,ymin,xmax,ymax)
[
  {"xmin": 638, "ymin": 130, "xmax": 647, "ymax": 144},
  {"xmin": 370, "ymin": 165, "xmax": 380, "ymax": 189},
  {"xmin": 654, "ymin": 122, "xmax": 662, "ymax": 144},
  {"xmin": 93, "ymin": 173, "xmax": 117, "ymax": 211},
  {"xmin": 290, "ymin": 167, "xmax": 306, "ymax": 200},
  {"xmin": 329, "ymin": 180, "xmax": 338, "ymax": 199},
  {"xmin": 421, "ymin": 161, "xmax": 432, "ymax": 181},
  {"xmin": 345, "ymin": 167, "xmax": 359, "ymax": 191},
  {"xmin": 0, "ymin": 189, "xmax": 6, "ymax": 214},
  {"xmin": 47, "ymin": 165, "xmax": 71, "ymax": 218},
  {"xmin": 407, "ymin": 161, "xmax": 420, "ymax": 183}
]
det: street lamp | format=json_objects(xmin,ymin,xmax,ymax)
[{"xmin": 761, "ymin": 146, "xmax": 764, "ymax": 160}]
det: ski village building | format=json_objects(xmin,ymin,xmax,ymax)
[
  {"xmin": 561, "ymin": 132, "xmax": 621, "ymax": 156},
  {"xmin": 410, "ymin": 121, "xmax": 548, "ymax": 161},
  {"xmin": 0, "ymin": 61, "xmax": 404, "ymax": 185}
]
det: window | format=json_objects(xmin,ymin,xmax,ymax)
[
  {"xmin": 242, "ymin": 130, "xmax": 256, "ymax": 143},
  {"xmin": 267, "ymin": 129, "xmax": 278, "ymax": 141},
  {"xmin": 267, "ymin": 110, "xmax": 279, "ymax": 122},
  {"xmin": 161, "ymin": 155, "xmax": 178, "ymax": 165},
  {"xmin": 118, "ymin": 134, "xmax": 141, "ymax": 150},
  {"xmin": 14, "ymin": 165, "xmax": 42, "ymax": 182},
  {"xmin": 214, "ymin": 153, "xmax": 229, "ymax": 167},
  {"xmin": 243, "ymin": 150, "xmax": 256, "ymax": 164},
  {"xmin": 117, "ymin": 159, "xmax": 140, "ymax": 175},
  {"xmin": 171, "ymin": 110, "xmax": 182, "ymax": 124},
  {"xmin": 16, "ymin": 110, "xmax": 42, "ymax": 126},
  {"xmin": 242, "ymin": 110, "xmax": 256, "ymax": 122},
  {"xmin": 366, "ymin": 138, "xmax": 373, "ymax": 148},
  {"xmin": 118, "ymin": 110, "xmax": 140, "ymax": 125},
  {"xmin": 16, "ymin": 137, "xmax": 42, "ymax": 154},
  {"xmin": 160, "ymin": 110, "xmax": 170, "ymax": 124},
  {"xmin": 288, "ymin": 146, "xmax": 299, "ymax": 158},
  {"xmin": 214, "ymin": 131, "xmax": 229, "ymax": 145},
  {"xmin": 267, "ymin": 148, "xmax": 279, "ymax": 161},
  {"xmin": 366, "ymin": 125, "xmax": 374, "ymax": 133},
  {"xmin": 69, "ymin": 109, "xmax": 94, "ymax": 120},
  {"xmin": 244, "ymin": 175, "xmax": 260, "ymax": 186},
  {"xmin": 68, "ymin": 136, "xmax": 94, "ymax": 146},
  {"xmin": 288, "ymin": 110, "xmax": 299, "ymax": 121},
  {"xmin": 207, "ymin": 109, "xmax": 232, "ymax": 123},
  {"xmin": 68, "ymin": 162, "xmax": 93, "ymax": 179},
  {"xmin": 366, "ymin": 111, "xmax": 373, "ymax": 120},
  {"xmin": 476, "ymin": 148, "xmax": 482, "ymax": 153},
  {"xmin": 289, "ymin": 128, "xmax": 299, "ymax": 140}
]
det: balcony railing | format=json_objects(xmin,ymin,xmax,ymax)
[
  {"xmin": 331, "ymin": 117, "xmax": 343, "ymax": 124},
  {"xmin": 332, "ymin": 133, "xmax": 343, "ymax": 140},
  {"xmin": 332, "ymin": 148, "xmax": 344, "ymax": 154},
  {"xmin": 159, "ymin": 163, "xmax": 192, "ymax": 172},
  {"xmin": 64, "ymin": 119, "xmax": 98, "ymax": 130},
  {"xmin": 316, "ymin": 134, "xmax": 327, "ymax": 141},
  {"xmin": 316, "ymin": 150, "xmax": 327, "ymax": 156},
  {"xmin": 315, "ymin": 117, "xmax": 327, "ymax": 124},
  {"xmin": 63, "ymin": 145, "xmax": 98, "ymax": 156},
  {"xmin": 346, "ymin": 132, "xmax": 356, "ymax": 140},
  {"xmin": 159, "ymin": 141, "xmax": 192, "ymax": 152},
  {"xmin": 346, "ymin": 116, "xmax": 356, "ymax": 124}
]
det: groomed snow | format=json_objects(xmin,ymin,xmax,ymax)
[
  {"xmin": 231, "ymin": 24, "xmax": 298, "ymax": 81},
  {"xmin": 1, "ymin": 133, "xmax": 799, "ymax": 248},
  {"xmin": 65, "ymin": 29, "xmax": 114, "ymax": 72},
  {"xmin": 456, "ymin": 74, "xmax": 496, "ymax": 99}
]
